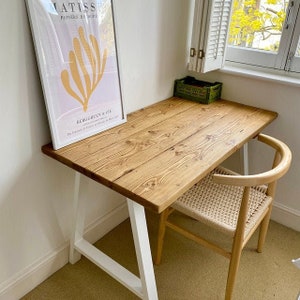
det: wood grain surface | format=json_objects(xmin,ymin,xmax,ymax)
[{"xmin": 42, "ymin": 97, "xmax": 277, "ymax": 213}]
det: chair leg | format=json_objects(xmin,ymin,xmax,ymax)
[
  {"xmin": 225, "ymin": 236, "xmax": 243, "ymax": 300},
  {"xmin": 155, "ymin": 208, "xmax": 170, "ymax": 265},
  {"xmin": 257, "ymin": 207, "xmax": 272, "ymax": 253}
]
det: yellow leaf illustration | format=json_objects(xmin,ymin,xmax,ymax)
[{"xmin": 61, "ymin": 26, "xmax": 108, "ymax": 112}]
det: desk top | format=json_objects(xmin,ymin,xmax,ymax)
[{"xmin": 42, "ymin": 97, "xmax": 277, "ymax": 213}]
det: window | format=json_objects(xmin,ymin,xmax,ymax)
[{"xmin": 189, "ymin": 0, "xmax": 300, "ymax": 73}]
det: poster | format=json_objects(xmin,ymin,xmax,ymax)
[{"xmin": 25, "ymin": 0, "xmax": 126, "ymax": 149}]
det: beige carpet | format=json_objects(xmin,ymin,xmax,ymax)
[{"xmin": 22, "ymin": 211, "xmax": 300, "ymax": 300}]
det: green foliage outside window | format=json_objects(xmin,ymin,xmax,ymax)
[{"xmin": 228, "ymin": 0, "xmax": 288, "ymax": 52}]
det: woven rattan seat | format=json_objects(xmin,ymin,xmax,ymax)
[
  {"xmin": 172, "ymin": 167, "xmax": 272, "ymax": 238},
  {"xmin": 155, "ymin": 134, "xmax": 292, "ymax": 300}
]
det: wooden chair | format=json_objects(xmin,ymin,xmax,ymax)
[{"xmin": 155, "ymin": 134, "xmax": 292, "ymax": 300}]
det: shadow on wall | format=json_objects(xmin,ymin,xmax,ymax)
[
  {"xmin": 0, "ymin": 155, "xmax": 73, "ymax": 284},
  {"xmin": 0, "ymin": 0, "xmax": 73, "ymax": 284},
  {"xmin": 157, "ymin": 0, "xmax": 193, "ymax": 95}
]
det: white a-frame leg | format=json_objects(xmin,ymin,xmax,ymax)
[{"xmin": 69, "ymin": 172, "xmax": 158, "ymax": 300}]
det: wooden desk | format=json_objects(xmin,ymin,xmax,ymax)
[{"xmin": 42, "ymin": 97, "xmax": 277, "ymax": 299}]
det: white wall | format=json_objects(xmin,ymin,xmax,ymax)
[{"xmin": 0, "ymin": 0, "xmax": 192, "ymax": 299}]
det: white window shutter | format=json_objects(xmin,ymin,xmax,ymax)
[
  {"xmin": 188, "ymin": 0, "xmax": 208, "ymax": 72},
  {"xmin": 189, "ymin": 0, "xmax": 233, "ymax": 73}
]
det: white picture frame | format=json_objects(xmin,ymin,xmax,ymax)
[{"xmin": 25, "ymin": 0, "xmax": 126, "ymax": 149}]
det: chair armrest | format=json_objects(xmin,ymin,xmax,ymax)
[{"xmin": 213, "ymin": 134, "xmax": 292, "ymax": 187}]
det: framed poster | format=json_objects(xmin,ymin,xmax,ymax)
[{"xmin": 25, "ymin": 0, "xmax": 126, "ymax": 149}]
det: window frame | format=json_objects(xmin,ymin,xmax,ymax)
[{"xmin": 189, "ymin": 0, "xmax": 300, "ymax": 74}]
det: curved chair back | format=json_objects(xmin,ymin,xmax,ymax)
[{"xmin": 213, "ymin": 133, "xmax": 292, "ymax": 188}]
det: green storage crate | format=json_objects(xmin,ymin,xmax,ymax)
[{"xmin": 174, "ymin": 76, "xmax": 222, "ymax": 104}]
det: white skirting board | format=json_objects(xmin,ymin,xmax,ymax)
[
  {"xmin": 0, "ymin": 203, "xmax": 129, "ymax": 300},
  {"xmin": 271, "ymin": 202, "xmax": 300, "ymax": 232},
  {"xmin": 0, "ymin": 202, "xmax": 299, "ymax": 300}
]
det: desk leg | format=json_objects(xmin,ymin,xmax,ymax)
[
  {"xmin": 69, "ymin": 172, "xmax": 89, "ymax": 264},
  {"xmin": 68, "ymin": 173, "xmax": 158, "ymax": 299},
  {"xmin": 127, "ymin": 199, "xmax": 158, "ymax": 300},
  {"xmin": 241, "ymin": 143, "xmax": 249, "ymax": 175}
]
